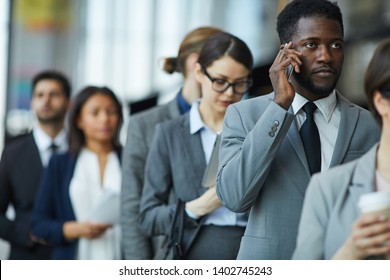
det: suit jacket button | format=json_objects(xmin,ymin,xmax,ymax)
[
  {"xmin": 273, "ymin": 120, "xmax": 279, "ymax": 127},
  {"xmin": 269, "ymin": 131, "xmax": 275, "ymax": 137}
]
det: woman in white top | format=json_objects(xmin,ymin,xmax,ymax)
[
  {"xmin": 32, "ymin": 86, "xmax": 123, "ymax": 259},
  {"xmin": 139, "ymin": 32, "xmax": 253, "ymax": 259},
  {"xmin": 293, "ymin": 39, "xmax": 390, "ymax": 260}
]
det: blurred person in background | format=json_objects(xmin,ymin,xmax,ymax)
[
  {"xmin": 121, "ymin": 26, "xmax": 223, "ymax": 259},
  {"xmin": 293, "ymin": 39, "xmax": 390, "ymax": 260},
  {"xmin": 138, "ymin": 32, "xmax": 253, "ymax": 259},
  {"xmin": 0, "ymin": 70, "xmax": 70, "ymax": 259},
  {"xmin": 31, "ymin": 86, "xmax": 123, "ymax": 259}
]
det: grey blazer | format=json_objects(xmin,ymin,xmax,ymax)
[
  {"xmin": 138, "ymin": 113, "xmax": 207, "ymax": 237},
  {"xmin": 216, "ymin": 92, "xmax": 380, "ymax": 259},
  {"xmin": 121, "ymin": 97, "xmax": 180, "ymax": 259},
  {"xmin": 293, "ymin": 144, "xmax": 378, "ymax": 259}
]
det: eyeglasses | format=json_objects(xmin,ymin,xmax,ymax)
[{"xmin": 203, "ymin": 68, "xmax": 252, "ymax": 96}]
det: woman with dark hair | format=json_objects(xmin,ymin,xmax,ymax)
[
  {"xmin": 293, "ymin": 39, "xmax": 390, "ymax": 260},
  {"xmin": 138, "ymin": 32, "xmax": 253, "ymax": 259},
  {"xmin": 31, "ymin": 86, "xmax": 123, "ymax": 259}
]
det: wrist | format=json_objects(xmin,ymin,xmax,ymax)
[
  {"xmin": 273, "ymin": 94, "xmax": 293, "ymax": 110},
  {"xmin": 185, "ymin": 201, "xmax": 205, "ymax": 217},
  {"xmin": 332, "ymin": 240, "xmax": 360, "ymax": 260},
  {"xmin": 63, "ymin": 221, "xmax": 79, "ymax": 240}
]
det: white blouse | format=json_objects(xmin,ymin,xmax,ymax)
[{"xmin": 69, "ymin": 148, "xmax": 121, "ymax": 259}]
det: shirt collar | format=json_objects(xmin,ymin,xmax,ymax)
[
  {"xmin": 292, "ymin": 90, "xmax": 337, "ymax": 123},
  {"xmin": 189, "ymin": 100, "xmax": 205, "ymax": 135},
  {"xmin": 33, "ymin": 124, "xmax": 67, "ymax": 151},
  {"xmin": 176, "ymin": 88, "xmax": 191, "ymax": 114}
]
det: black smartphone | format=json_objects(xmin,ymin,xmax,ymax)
[{"xmin": 286, "ymin": 64, "xmax": 293, "ymax": 81}]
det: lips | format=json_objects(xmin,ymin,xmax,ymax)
[
  {"xmin": 312, "ymin": 67, "xmax": 336, "ymax": 75},
  {"xmin": 220, "ymin": 100, "xmax": 233, "ymax": 107}
]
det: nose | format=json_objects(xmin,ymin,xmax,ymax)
[
  {"xmin": 98, "ymin": 112, "xmax": 110, "ymax": 123},
  {"xmin": 223, "ymin": 85, "xmax": 235, "ymax": 96},
  {"xmin": 42, "ymin": 94, "xmax": 51, "ymax": 105},
  {"xmin": 316, "ymin": 45, "xmax": 333, "ymax": 63}
]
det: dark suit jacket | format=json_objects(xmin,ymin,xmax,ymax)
[
  {"xmin": 31, "ymin": 149, "xmax": 122, "ymax": 260},
  {"xmin": 0, "ymin": 133, "xmax": 52, "ymax": 259}
]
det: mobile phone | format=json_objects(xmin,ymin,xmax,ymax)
[{"xmin": 285, "ymin": 64, "xmax": 293, "ymax": 81}]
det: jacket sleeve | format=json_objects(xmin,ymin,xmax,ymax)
[
  {"xmin": 216, "ymin": 101, "xmax": 294, "ymax": 212},
  {"xmin": 120, "ymin": 116, "xmax": 153, "ymax": 259},
  {"xmin": 31, "ymin": 157, "xmax": 70, "ymax": 246}
]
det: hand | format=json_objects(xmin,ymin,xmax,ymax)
[
  {"xmin": 63, "ymin": 221, "xmax": 112, "ymax": 240},
  {"xmin": 269, "ymin": 42, "xmax": 302, "ymax": 110},
  {"xmin": 185, "ymin": 186, "xmax": 222, "ymax": 217},
  {"xmin": 333, "ymin": 213, "xmax": 390, "ymax": 259}
]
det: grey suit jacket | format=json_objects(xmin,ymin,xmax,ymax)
[
  {"xmin": 216, "ymin": 92, "xmax": 380, "ymax": 259},
  {"xmin": 293, "ymin": 144, "xmax": 379, "ymax": 259},
  {"xmin": 121, "ymin": 97, "xmax": 180, "ymax": 259},
  {"xmin": 138, "ymin": 113, "xmax": 207, "ymax": 237}
]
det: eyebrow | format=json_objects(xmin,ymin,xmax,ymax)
[{"xmin": 297, "ymin": 36, "xmax": 344, "ymax": 42}]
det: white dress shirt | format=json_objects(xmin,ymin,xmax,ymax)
[
  {"xmin": 292, "ymin": 90, "xmax": 340, "ymax": 171},
  {"xmin": 69, "ymin": 148, "xmax": 121, "ymax": 259},
  {"xmin": 32, "ymin": 125, "xmax": 68, "ymax": 166},
  {"xmin": 187, "ymin": 100, "xmax": 247, "ymax": 226}
]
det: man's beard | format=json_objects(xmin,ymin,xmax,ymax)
[
  {"xmin": 36, "ymin": 112, "xmax": 66, "ymax": 125},
  {"xmin": 293, "ymin": 71, "xmax": 341, "ymax": 97}
]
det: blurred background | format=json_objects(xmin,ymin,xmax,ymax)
[{"xmin": 0, "ymin": 0, "xmax": 389, "ymax": 258}]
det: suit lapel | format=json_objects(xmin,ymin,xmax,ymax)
[
  {"xmin": 330, "ymin": 92, "xmax": 359, "ymax": 167},
  {"xmin": 178, "ymin": 116, "xmax": 207, "ymax": 197},
  {"xmin": 286, "ymin": 107, "xmax": 311, "ymax": 175},
  {"xmin": 26, "ymin": 133, "xmax": 44, "ymax": 173}
]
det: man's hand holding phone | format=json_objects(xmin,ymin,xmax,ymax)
[{"xmin": 269, "ymin": 42, "xmax": 302, "ymax": 110}]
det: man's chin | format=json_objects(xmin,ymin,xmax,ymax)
[
  {"xmin": 294, "ymin": 75, "xmax": 337, "ymax": 98},
  {"xmin": 37, "ymin": 115, "xmax": 64, "ymax": 124},
  {"xmin": 307, "ymin": 80, "xmax": 337, "ymax": 97},
  {"xmin": 311, "ymin": 86, "xmax": 334, "ymax": 97}
]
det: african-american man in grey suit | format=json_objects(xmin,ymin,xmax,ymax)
[{"xmin": 216, "ymin": 0, "xmax": 380, "ymax": 260}]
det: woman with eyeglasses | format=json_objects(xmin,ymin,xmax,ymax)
[
  {"xmin": 138, "ymin": 32, "xmax": 253, "ymax": 259},
  {"xmin": 293, "ymin": 39, "xmax": 390, "ymax": 260}
]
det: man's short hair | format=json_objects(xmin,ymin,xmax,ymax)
[
  {"xmin": 277, "ymin": 0, "xmax": 343, "ymax": 44},
  {"xmin": 32, "ymin": 70, "xmax": 71, "ymax": 98}
]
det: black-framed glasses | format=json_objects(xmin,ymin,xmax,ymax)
[{"xmin": 203, "ymin": 68, "xmax": 252, "ymax": 95}]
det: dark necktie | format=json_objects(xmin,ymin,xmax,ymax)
[
  {"xmin": 49, "ymin": 142, "xmax": 59, "ymax": 155},
  {"xmin": 300, "ymin": 102, "xmax": 321, "ymax": 174}
]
